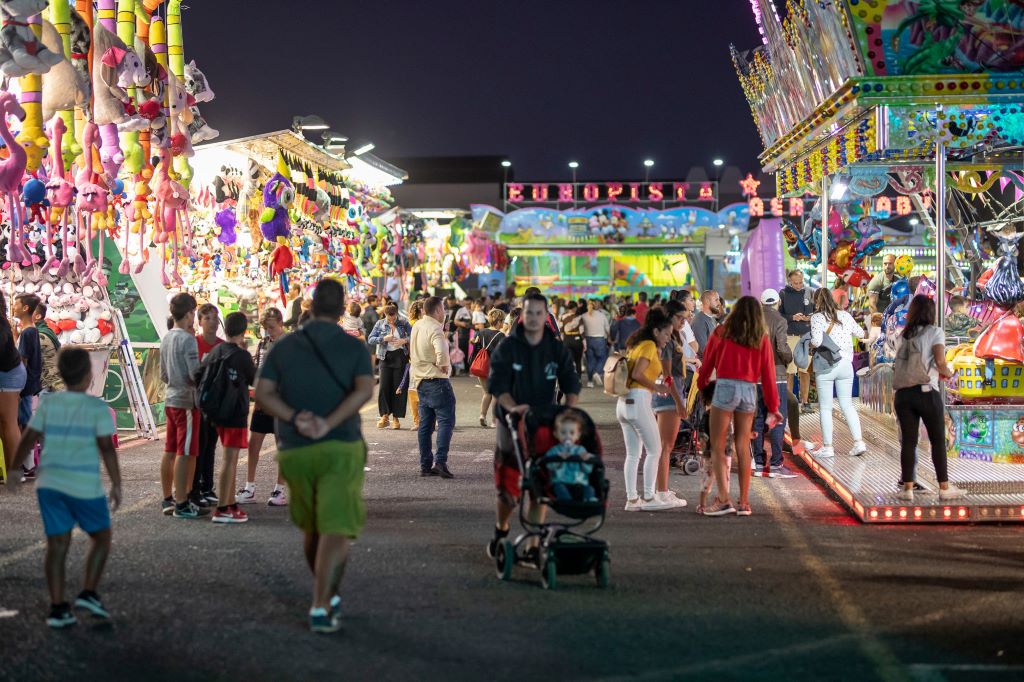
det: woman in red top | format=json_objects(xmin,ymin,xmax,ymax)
[{"xmin": 697, "ymin": 296, "xmax": 782, "ymax": 516}]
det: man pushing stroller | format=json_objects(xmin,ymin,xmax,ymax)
[{"xmin": 486, "ymin": 292, "xmax": 581, "ymax": 560}]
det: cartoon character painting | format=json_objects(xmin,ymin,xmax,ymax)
[{"xmin": 886, "ymin": 0, "xmax": 1024, "ymax": 75}]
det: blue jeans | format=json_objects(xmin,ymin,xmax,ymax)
[
  {"xmin": 754, "ymin": 381, "xmax": 788, "ymax": 467},
  {"xmin": 417, "ymin": 378, "xmax": 455, "ymax": 470},
  {"xmin": 585, "ymin": 337, "xmax": 608, "ymax": 382}
]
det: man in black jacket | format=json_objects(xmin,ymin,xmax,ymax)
[
  {"xmin": 753, "ymin": 290, "xmax": 797, "ymax": 478},
  {"xmin": 486, "ymin": 293, "xmax": 580, "ymax": 559},
  {"xmin": 778, "ymin": 269, "xmax": 815, "ymax": 410}
]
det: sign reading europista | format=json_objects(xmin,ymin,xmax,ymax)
[{"xmin": 504, "ymin": 181, "xmax": 718, "ymax": 207}]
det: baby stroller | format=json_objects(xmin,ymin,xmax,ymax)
[
  {"xmin": 496, "ymin": 406, "xmax": 610, "ymax": 590},
  {"xmin": 671, "ymin": 419, "xmax": 703, "ymax": 475}
]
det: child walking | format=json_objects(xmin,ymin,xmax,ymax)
[
  {"xmin": 12, "ymin": 347, "xmax": 121, "ymax": 628},
  {"xmin": 196, "ymin": 312, "xmax": 256, "ymax": 523}
]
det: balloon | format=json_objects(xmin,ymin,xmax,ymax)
[
  {"xmin": 894, "ymin": 254, "xmax": 914, "ymax": 277},
  {"xmin": 891, "ymin": 278, "xmax": 911, "ymax": 301},
  {"xmin": 841, "ymin": 266, "xmax": 871, "ymax": 287},
  {"xmin": 856, "ymin": 237, "xmax": 885, "ymax": 260},
  {"xmin": 915, "ymin": 275, "xmax": 936, "ymax": 298},
  {"xmin": 829, "ymin": 241, "xmax": 854, "ymax": 270}
]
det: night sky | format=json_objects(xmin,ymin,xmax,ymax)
[{"xmin": 184, "ymin": 0, "xmax": 765, "ymax": 181}]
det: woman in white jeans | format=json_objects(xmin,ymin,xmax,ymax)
[
  {"xmin": 809, "ymin": 288, "xmax": 867, "ymax": 457},
  {"xmin": 617, "ymin": 309, "xmax": 675, "ymax": 512}
]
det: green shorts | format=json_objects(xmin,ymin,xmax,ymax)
[{"xmin": 276, "ymin": 439, "xmax": 367, "ymax": 537}]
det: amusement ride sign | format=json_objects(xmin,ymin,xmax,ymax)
[{"xmin": 504, "ymin": 180, "xmax": 718, "ymax": 207}]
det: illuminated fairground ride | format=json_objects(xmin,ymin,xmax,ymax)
[{"xmin": 733, "ymin": 0, "xmax": 1024, "ymax": 523}]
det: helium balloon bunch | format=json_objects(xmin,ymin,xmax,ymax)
[{"xmin": 781, "ymin": 199, "xmax": 887, "ymax": 287}]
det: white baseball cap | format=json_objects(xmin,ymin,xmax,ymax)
[{"xmin": 760, "ymin": 288, "xmax": 780, "ymax": 305}]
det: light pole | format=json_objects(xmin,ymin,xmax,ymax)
[
  {"xmin": 712, "ymin": 158, "xmax": 724, "ymax": 212},
  {"xmin": 569, "ymin": 161, "xmax": 579, "ymax": 208},
  {"xmin": 501, "ymin": 160, "xmax": 511, "ymax": 211},
  {"xmin": 644, "ymin": 158, "xmax": 654, "ymax": 184}
]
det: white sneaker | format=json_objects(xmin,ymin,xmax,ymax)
[
  {"xmin": 640, "ymin": 496, "xmax": 675, "ymax": 511},
  {"xmin": 587, "ymin": 381, "xmax": 595, "ymax": 389},
  {"xmin": 897, "ymin": 488, "xmax": 914, "ymax": 501},
  {"xmin": 268, "ymin": 489, "xmax": 288, "ymax": 506},
  {"xmin": 850, "ymin": 441, "xmax": 867, "ymax": 457},
  {"xmin": 236, "ymin": 487, "xmax": 257, "ymax": 504},
  {"xmin": 801, "ymin": 440, "xmax": 819, "ymax": 453},
  {"xmin": 939, "ymin": 485, "xmax": 966, "ymax": 500},
  {"xmin": 815, "ymin": 446, "xmax": 835, "ymax": 458},
  {"xmin": 624, "ymin": 498, "xmax": 643, "ymax": 512},
  {"xmin": 657, "ymin": 491, "xmax": 688, "ymax": 509}
]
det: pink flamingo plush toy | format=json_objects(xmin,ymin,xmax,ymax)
[{"xmin": 0, "ymin": 91, "xmax": 29, "ymax": 269}]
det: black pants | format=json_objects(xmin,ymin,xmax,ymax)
[
  {"xmin": 786, "ymin": 386, "xmax": 801, "ymax": 440},
  {"xmin": 564, "ymin": 335, "xmax": 584, "ymax": 376},
  {"xmin": 191, "ymin": 416, "xmax": 217, "ymax": 496},
  {"xmin": 378, "ymin": 351, "xmax": 409, "ymax": 418},
  {"xmin": 894, "ymin": 385, "xmax": 948, "ymax": 484}
]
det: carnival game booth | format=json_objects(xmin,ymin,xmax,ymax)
[
  {"xmin": 0, "ymin": 0, "xmax": 239, "ymax": 441},
  {"xmin": 733, "ymin": 0, "xmax": 1024, "ymax": 523},
  {"xmin": 188, "ymin": 131, "xmax": 411, "ymax": 320}
]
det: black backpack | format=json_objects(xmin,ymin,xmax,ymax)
[{"xmin": 197, "ymin": 347, "xmax": 245, "ymax": 425}]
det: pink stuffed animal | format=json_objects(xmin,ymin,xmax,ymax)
[{"xmin": 0, "ymin": 91, "xmax": 28, "ymax": 268}]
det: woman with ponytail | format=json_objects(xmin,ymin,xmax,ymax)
[{"xmin": 618, "ymin": 308, "xmax": 677, "ymax": 512}]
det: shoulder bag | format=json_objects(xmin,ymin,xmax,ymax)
[
  {"xmin": 298, "ymin": 328, "xmax": 347, "ymax": 391},
  {"xmin": 811, "ymin": 321, "xmax": 842, "ymax": 374}
]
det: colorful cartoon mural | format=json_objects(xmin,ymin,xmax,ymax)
[
  {"xmin": 472, "ymin": 203, "xmax": 750, "ymax": 246},
  {"xmin": 874, "ymin": 0, "xmax": 1024, "ymax": 75}
]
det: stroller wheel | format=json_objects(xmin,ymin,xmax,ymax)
[
  {"xmin": 595, "ymin": 555, "xmax": 611, "ymax": 589},
  {"xmin": 683, "ymin": 457, "xmax": 702, "ymax": 476},
  {"xmin": 495, "ymin": 540, "xmax": 514, "ymax": 581},
  {"xmin": 541, "ymin": 552, "xmax": 558, "ymax": 591}
]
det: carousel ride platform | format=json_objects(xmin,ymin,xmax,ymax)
[{"xmin": 793, "ymin": 404, "xmax": 1024, "ymax": 524}]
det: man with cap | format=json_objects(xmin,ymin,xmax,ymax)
[{"xmin": 753, "ymin": 288, "xmax": 797, "ymax": 478}]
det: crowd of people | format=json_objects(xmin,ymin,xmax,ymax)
[{"xmin": 1, "ymin": 260, "xmax": 966, "ymax": 633}]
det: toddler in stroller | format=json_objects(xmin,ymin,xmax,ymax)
[
  {"xmin": 493, "ymin": 406, "xmax": 611, "ymax": 590},
  {"xmin": 546, "ymin": 410, "xmax": 599, "ymax": 503}
]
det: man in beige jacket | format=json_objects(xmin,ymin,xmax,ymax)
[{"xmin": 410, "ymin": 296, "xmax": 455, "ymax": 478}]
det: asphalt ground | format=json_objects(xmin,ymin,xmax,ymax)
[{"xmin": 1, "ymin": 376, "xmax": 1023, "ymax": 681}]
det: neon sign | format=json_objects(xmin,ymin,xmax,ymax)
[
  {"xmin": 748, "ymin": 196, "xmax": 927, "ymax": 218},
  {"xmin": 505, "ymin": 181, "xmax": 717, "ymax": 205}
]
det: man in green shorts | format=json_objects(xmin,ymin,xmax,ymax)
[{"xmin": 254, "ymin": 279, "xmax": 374, "ymax": 634}]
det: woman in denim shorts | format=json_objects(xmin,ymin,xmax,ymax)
[
  {"xmin": 0, "ymin": 292, "xmax": 25, "ymax": 473},
  {"xmin": 649, "ymin": 300, "xmax": 691, "ymax": 508},
  {"xmin": 696, "ymin": 296, "xmax": 782, "ymax": 517}
]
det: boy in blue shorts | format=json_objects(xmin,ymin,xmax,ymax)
[{"xmin": 11, "ymin": 347, "xmax": 121, "ymax": 628}]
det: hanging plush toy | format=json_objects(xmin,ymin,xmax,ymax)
[
  {"xmin": 983, "ymin": 230, "xmax": 1024, "ymax": 309},
  {"xmin": 259, "ymin": 173, "xmax": 294, "ymax": 242},
  {"xmin": 40, "ymin": 19, "xmax": 89, "ymax": 120},
  {"xmin": 269, "ymin": 242, "xmax": 293, "ymax": 306},
  {"xmin": 182, "ymin": 60, "xmax": 217, "ymax": 143},
  {"xmin": 215, "ymin": 207, "xmax": 237, "ymax": 245},
  {"xmin": 0, "ymin": 0, "xmax": 63, "ymax": 77}
]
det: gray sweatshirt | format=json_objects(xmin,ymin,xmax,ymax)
[{"xmin": 160, "ymin": 328, "xmax": 199, "ymax": 408}]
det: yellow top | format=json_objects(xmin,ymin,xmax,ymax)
[{"xmin": 627, "ymin": 340, "xmax": 661, "ymax": 390}]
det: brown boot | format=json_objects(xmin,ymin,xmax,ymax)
[
  {"xmin": 390, "ymin": 416, "xmax": 401, "ymax": 430},
  {"xmin": 377, "ymin": 415, "xmax": 390, "ymax": 429}
]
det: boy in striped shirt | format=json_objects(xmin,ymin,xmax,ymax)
[{"xmin": 11, "ymin": 347, "xmax": 121, "ymax": 628}]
